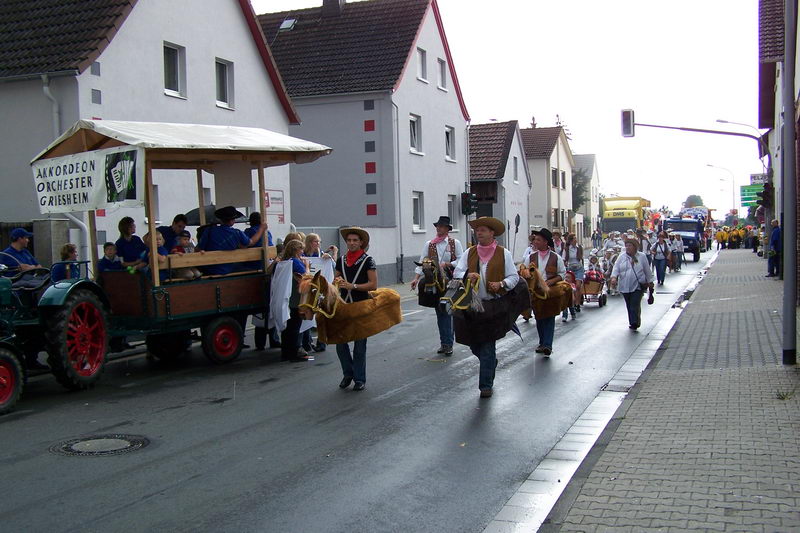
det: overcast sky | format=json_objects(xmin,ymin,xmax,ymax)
[{"xmin": 252, "ymin": 0, "xmax": 761, "ymax": 215}]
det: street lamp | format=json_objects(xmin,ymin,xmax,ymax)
[
  {"xmin": 716, "ymin": 119, "xmax": 770, "ymax": 174},
  {"xmin": 706, "ymin": 163, "xmax": 736, "ymax": 214}
]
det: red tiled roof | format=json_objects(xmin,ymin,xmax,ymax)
[
  {"xmin": 759, "ymin": 0, "xmax": 783, "ymax": 63},
  {"xmin": 0, "ymin": 0, "xmax": 137, "ymax": 78},
  {"xmin": 520, "ymin": 126, "xmax": 562, "ymax": 160},
  {"xmin": 469, "ymin": 121, "xmax": 517, "ymax": 181}
]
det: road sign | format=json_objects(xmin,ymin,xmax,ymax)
[
  {"xmin": 740, "ymin": 184, "xmax": 763, "ymax": 207},
  {"xmin": 750, "ymin": 173, "xmax": 768, "ymax": 184}
]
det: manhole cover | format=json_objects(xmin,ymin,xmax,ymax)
[{"xmin": 49, "ymin": 434, "xmax": 149, "ymax": 457}]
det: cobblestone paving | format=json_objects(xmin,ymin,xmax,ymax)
[{"xmin": 552, "ymin": 250, "xmax": 800, "ymax": 532}]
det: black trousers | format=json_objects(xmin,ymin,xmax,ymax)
[
  {"xmin": 622, "ymin": 289, "xmax": 644, "ymax": 328},
  {"xmin": 281, "ymin": 308, "xmax": 302, "ymax": 359}
]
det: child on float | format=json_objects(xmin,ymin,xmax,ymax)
[{"xmin": 169, "ymin": 229, "xmax": 202, "ymax": 280}]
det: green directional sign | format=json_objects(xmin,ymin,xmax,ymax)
[{"xmin": 740, "ymin": 184, "xmax": 763, "ymax": 207}]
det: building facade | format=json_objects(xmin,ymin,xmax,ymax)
[{"xmin": 520, "ymin": 126, "xmax": 574, "ymax": 235}]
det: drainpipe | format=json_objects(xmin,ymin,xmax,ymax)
[
  {"xmin": 392, "ymin": 100, "xmax": 404, "ymax": 283},
  {"xmin": 43, "ymin": 75, "xmax": 90, "ymax": 264}
]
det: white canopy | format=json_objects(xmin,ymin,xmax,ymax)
[{"xmin": 32, "ymin": 119, "xmax": 332, "ymax": 163}]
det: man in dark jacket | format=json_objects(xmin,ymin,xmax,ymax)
[{"xmin": 767, "ymin": 219, "xmax": 781, "ymax": 277}]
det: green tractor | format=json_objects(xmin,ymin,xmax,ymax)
[{"xmin": 0, "ymin": 257, "xmax": 109, "ymax": 415}]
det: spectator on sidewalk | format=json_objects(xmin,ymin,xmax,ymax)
[
  {"xmin": 766, "ymin": 219, "xmax": 781, "ymax": 277},
  {"xmin": 610, "ymin": 239, "xmax": 654, "ymax": 331}
]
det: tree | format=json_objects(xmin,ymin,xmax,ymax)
[
  {"xmin": 571, "ymin": 167, "xmax": 589, "ymax": 212},
  {"xmin": 683, "ymin": 194, "xmax": 704, "ymax": 208}
]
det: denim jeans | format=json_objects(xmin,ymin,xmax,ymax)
[
  {"xmin": 536, "ymin": 316, "xmax": 555, "ymax": 348},
  {"xmin": 653, "ymin": 258, "xmax": 667, "ymax": 284},
  {"xmin": 337, "ymin": 338, "xmax": 367, "ymax": 383},
  {"xmin": 469, "ymin": 340, "xmax": 496, "ymax": 390},
  {"xmin": 435, "ymin": 305, "xmax": 454, "ymax": 346},
  {"xmin": 622, "ymin": 289, "xmax": 644, "ymax": 327}
]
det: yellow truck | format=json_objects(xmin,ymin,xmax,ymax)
[{"xmin": 601, "ymin": 196, "xmax": 651, "ymax": 234}]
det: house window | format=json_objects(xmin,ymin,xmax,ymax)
[
  {"xmin": 364, "ymin": 99, "xmax": 375, "ymax": 111},
  {"xmin": 410, "ymin": 114, "xmax": 422, "ymax": 153},
  {"xmin": 551, "ymin": 168, "xmax": 559, "ymax": 188},
  {"xmin": 417, "ymin": 48, "xmax": 427, "ymax": 80},
  {"xmin": 412, "ymin": 191, "xmax": 424, "ymax": 230},
  {"xmin": 561, "ymin": 209, "xmax": 566, "ymax": 228},
  {"xmin": 91, "ymin": 89, "xmax": 102, "ymax": 104},
  {"xmin": 513, "ymin": 156, "xmax": 519, "ymax": 183},
  {"xmin": 215, "ymin": 59, "xmax": 234, "ymax": 108},
  {"xmin": 561, "ymin": 170, "xmax": 566, "ymax": 189},
  {"xmin": 163, "ymin": 42, "xmax": 186, "ymax": 97},
  {"xmin": 445, "ymin": 126, "xmax": 456, "ymax": 160},
  {"xmin": 447, "ymin": 194, "xmax": 458, "ymax": 231},
  {"xmin": 437, "ymin": 58, "xmax": 447, "ymax": 89},
  {"xmin": 552, "ymin": 209, "xmax": 559, "ymax": 226},
  {"xmin": 366, "ymin": 183, "xmax": 377, "ymax": 195},
  {"xmin": 365, "ymin": 141, "xmax": 375, "ymax": 153},
  {"xmin": 90, "ymin": 62, "xmax": 101, "ymax": 76}
]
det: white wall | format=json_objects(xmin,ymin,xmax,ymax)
[
  {"xmin": 528, "ymin": 158, "xmax": 550, "ymax": 230},
  {"xmin": 497, "ymin": 130, "xmax": 531, "ymax": 258}
]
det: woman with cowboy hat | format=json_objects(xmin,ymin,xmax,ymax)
[
  {"xmin": 410, "ymin": 215, "xmax": 464, "ymax": 356},
  {"xmin": 452, "ymin": 217, "xmax": 522, "ymax": 398},
  {"xmin": 523, "ymin": 228, "xmax": 566, "ymax": 356},
  {"xmin": 333, "ymin": 227, "xmax": 377, "ymax": 391}
]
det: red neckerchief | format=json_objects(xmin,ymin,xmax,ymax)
[
  {"xmin": 430, "ymin": 234, "xmax": 447, "ymax": 245},
  {"xmin": 476, "ymin": 241, "xmax": 497, "ymax": 263},
  {"xmin": 345, "ymin": 249, "xmax": 365, "ymax": 267}
]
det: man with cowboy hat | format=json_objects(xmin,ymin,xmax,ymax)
[
  {"xmin": 452, "ymin": 216, "xmax": 522, "ymax": 398},
  {"xmin": 523, "ymin": 228, "xmax": 566, "ymax": 356},
  {"xmin": 410, "ymin": 215, "xmax": 464, "ymax": 356},
  {"xmin": 196, "ymin": 205, "xmax": 267, "ymax": 275},
  {"xmin": 334, "ymin": 226, "xmax": 377, "ymax": 391}
]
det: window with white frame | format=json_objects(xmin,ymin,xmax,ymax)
[
  {"xmin": 447, "ymin": 194, "xmax": 458, "ymax": 231},
  {"xmin": 417, "ymin": 48, "xmax": 427, "ymax": 80},
  {"xmin": 437, "ymin": 58, "xmax": 447, "ymax": 89},
  {"xmin": 513, "ymin": 156, "xmax": 519, "ymax": 183},
  {"xmin": 410, "ymin": 114, "xmax": 422, "ymax": 153},
  {"xmin": 551, "ymin": 168, "xmax": 559, "ymax": 188},
  {"xmin": 215, "ymin": 58, "xmax": 234, "ymax": 108},
  {"xmin": 445, "ymin": 126, "xmax": 456, "ymax": 160},
  {"xmin": 163, "ymin": 42, "xmax": 186, "ymax": 97},
  {"xmin": 561, "ymin": 170, "xmax": 566, "ymax": 189},
  {"xmin": 412, "ymin": 191, "xmax": 424, "ymax": 230}
]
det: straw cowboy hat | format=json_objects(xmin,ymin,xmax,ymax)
[
  {"xmin": 468, "ymin": 216, "xmax": 505, "ymax": 236},
  {"xmin": 339, "ymin": 226, "xmax": 370, "ymax": 249}
]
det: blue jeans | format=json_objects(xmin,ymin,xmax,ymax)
[
  {"xmin": 469, "ymin": 340, "xmax": 496, "ymax": 390},
  {"xmin": 653, "ymin": 258, "xmax": 667, "ymax": 284},
  {"xmin": 337, "ymin": 339, "xmax": 367, "ymax": 383},
  {"xmin": 622, "ymin": 289, "xmax": 643, "ymax": 327},
  {"xmin": 536, "ymin": 316, "xmax": 555, "ymax": 348},
  {"xmin": 435, "ymin": 305, "xmax": 454, "ymax": 346}
]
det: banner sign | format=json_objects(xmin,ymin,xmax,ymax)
[{"xmin": 32, "ymin": 146, "xmax": 145, "ymax": 214}]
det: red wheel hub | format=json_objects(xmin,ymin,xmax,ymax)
[
  {"xmin": 0, "ymin": 360, "xmax": 15, "ymax": 404},
  {"xmin": 212, "ymin": 324, "xmax": 239, "ymax": 358},
  {"xmin": 66, "ymin": 302, "xmax": 106, "ymax": 376}
]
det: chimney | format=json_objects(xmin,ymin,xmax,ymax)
[{"xmin": 322, "ymin": 0, "xmax": 345, "ymax": 17}]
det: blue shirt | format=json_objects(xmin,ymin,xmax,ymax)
[
  {"xmin": 290, "ymin": 256, "xmax": 308, "ymax": 275},
  {"xmin": 0, "ymin": 246, "xmax": 39, "ymax": 277},
  {"xmin": 51, "ymin": 263, "xmax": 80, "ymax": 282},
  {"xmin": 157, "ymin": 225, "xmax": 180, "ymax": 251},
  {"xmin": 197, "ymin": 225, "xmax": 251, "ymax": 275},
  {"xmin": 115, "ymin": 235, "xmax": 147, "ymax": 263},
  {"xmin": 140, "ymin": 246, "xmax": 170, "ymax": 281},
  {"xmin": 244, "ymin": 226, "xmax": 272, "ymax": 247},
  {"xmin": 98, "ymin": 256, "xmax": 124, "ymax": 273},
  {"xmin": 770, "ymin": 226, "xmax": 782, "ymax": 252}
]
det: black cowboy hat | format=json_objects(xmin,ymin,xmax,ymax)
[
  {"xmin": 214, "ymin": 205, "xmax": 245, "ymax": 221},
  {"xmin": 530, "ymin": 227, "xmax": 555, "ymax": 249},
  {"xmin": 433, "ymin": 215, "xmax": 453, "ymax": 230}
]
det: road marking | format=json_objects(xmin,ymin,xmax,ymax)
[{"xmin": 402, "ymin": 310, "xmax": 424, "ymax": 317}]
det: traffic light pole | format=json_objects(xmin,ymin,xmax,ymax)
[{"xmin": 781, "ymin": 0, "xmax": 797, "ymax": 365}]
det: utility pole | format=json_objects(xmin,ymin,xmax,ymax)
[{"xmin": 781, "ymin": 0, "xmax": 797, "ymax": 365}]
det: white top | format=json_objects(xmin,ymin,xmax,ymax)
[
  {"xmin": 650, "ymin": 240, "xmax": 671, "ymax": 260},
  {"xmin": 414, "ymin": 237, "xmax": 464, "ymax": 275},
  {"xmin": 552, "ymin": 241, "xmax": 565, "ymax": 255},
  {"xmin": 453, "ymin": 246, "xmax": 519, "ymax": 300},
  {"xmin": 638, "ymin": 237, "xmax": 652, "ymax": 255},
  {"xmin": 523, "ymin": 249, "xmax": 567, "ymax": 280},
  {"xmin": 563, "ymin": 244, "xmax": 583, "ymax": 268},
  {"xmin": 611, "ymin": 251, "xmax": 653, "ymax": 293},
  {"xmin": 521, "ymin": 245, "xmax": 534, "ymax": 263}
]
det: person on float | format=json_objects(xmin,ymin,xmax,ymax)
[
  {"xmin": 410, "ymin": 215, "xmax": 464, "ymax": 356},
  {"xmin": 196, "ymin": 206, "xmax": 266, "ymax": 275},
  {"xmin": 156, "ymin": 213, "xmax": 188, "ymax": 252},
  {"xmin": 523, "ymin": 228, "xmax": 566, "ymax": 356},
  {"xmin": 452, "ymin": 217, "xmax": 520, "ymax": 398}
]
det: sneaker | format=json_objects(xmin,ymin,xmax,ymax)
[
  {"xmin": 339, "ymin": 376, "xmax": 353, "ymax": 389},
  {"xmin": 442, "ymin": 345, "xmax": 453, "ymax": 356},
  {"xmin": 297, "ymin": 347, "xmax": 308, "ymax": 357},
  {"xmin": 535, "ymin": 345, "xmax": 545, "ymax": 353},
  {"xmin": 436, "ymin": 345, "xmax": 447, "ymax": 354},
  {"xmin": 562, "ymin": 316, "xmax": 568, "ymax": 323},
  {"xmin": 352, "ymin": 381, "xmax": 366, "ymax": 391},
  {"xmin": 542, "ymin": 347, "xmax": 552, "ymax": 356}
]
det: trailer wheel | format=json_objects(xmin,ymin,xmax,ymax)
[
  {"xmin": 0, "ymin": 348, "xmax": 23, "ymax": 415},
  {"xmin": 201, "ymin": 316, "xmax": 243, "ymax": 364},
  {"xmin": 45, "ymin": 289, "xmax": 108, "ymax": 390},
  {"xmin": 146, "ymin": 331, "xmax": 191, "ymax": 362}
]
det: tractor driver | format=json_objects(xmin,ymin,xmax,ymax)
[{"xmin": 1, "ymin": 228, "xmax": 45, "ymax": 287}]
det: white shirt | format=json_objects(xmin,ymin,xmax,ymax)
[
  {"xmin": 638, "ymin": 237, "xmax": 652, "ymax": 255},
  {"xmin": 453, "ymin": 245, "xmax": 519, "ymax": 300},
  {"xmin": 414, "ymin": 236, "xmax": 464, "ymax": 275},
  {"xmin": 521, "ymin": 245, "xmax": 534, "ymax": 263},
  {"xmin": 611, "ymin": 251, "xmax": 654, "ymax": 293},
  {"xmin": 523, "ymin": 249, "xmax": 567, "ymax": 281},
  {"xmin": 563, "ymin": 244, "xmax": 583, "ymax": 269},
  {"xmin": 650, "ymin": 240, "xmax": 671, "ymax": 259},
  {"xmin": 552, "ymin": 240, "xmax": 565, "ymax": 255}
]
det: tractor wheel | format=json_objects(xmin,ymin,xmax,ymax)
[
  {"xmin": 201, "ymin": 316, "xmax": 243, "ymax": 364},
  {"xmin": 146, "ymin": 330, "xmax": 191, "ymax": 362},
  {"xmin": 0, "ymin": 348, "xmax": 23, "ymax": 415},
  {"xmin": 45, "ymin": 289, "xmax": 108, "ymax": 390}
]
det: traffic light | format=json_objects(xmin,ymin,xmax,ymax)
[
  {"xmin": 756, "ymin": 182, "xmax": 774, "ymax": 209},
  {"xmin": 460, "ymin": 192, "xmax": 478, "ymax": 215},
  {"xmin": 621, "ymin": 109, "xmax": 635, "ymax": 137}
]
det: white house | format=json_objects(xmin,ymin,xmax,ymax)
[
  {"xmin": 468, "ymin": 121, "xmax": 532, "ymax": 259},
  {"xmin": 0, "ymin": 0, "xmax": 299, "ymax": 263},
  {"xmin": 520, "ymin": 126, "xmax": 574, "ymax": 235},
  {"xmin": 573, "ymin": 154, "xmax": 601, "ymax": 242},
  {"xmin": 259, "ymin": 0, "xmax": 470, "ymax": 283}
]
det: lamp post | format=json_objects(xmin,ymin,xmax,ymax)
[
  {"xmin": 715, "ymin": 119, "xmax": 770, "ymax": 174},
  {"xmin": 706, "ymin": 163, "xmax": 736, "ymax": 216}
]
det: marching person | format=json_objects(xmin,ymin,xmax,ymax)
[
  {"xmin": 524, "ymin": 228, "xmax": 566, "ymax": 356},
  {"xmin": 452, "ymin": 217, "xmax": 521, "ymax": 398},
  {"xmin": 552, "ymin": 230, "xmax": 565, "ymax": 256},
  {"xmin": 334, "ymin": 227, "xmax": 377, "ymax": 391},
  {"xmin": 610, "ymin": 238, "xmax": 654, "ymax": 330},
  {"xmin": 410, "ymin": 215, "xmax": 464, "ymax": 356},
  {"xmin": 562, "ymin": 233, "xmax": 584, "ymax": 313},
  {"xmin": 650, "ymin": 231, "xmax": 671, "ymax": 286}
]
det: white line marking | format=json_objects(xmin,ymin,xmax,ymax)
[{"xmin": 401, "ymin": 310, "xmax": 424, "ymax": 317}]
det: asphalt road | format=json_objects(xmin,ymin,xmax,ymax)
[{"xmin": 0, "ymin": 251, "xmax": 710, "ymax": 532}]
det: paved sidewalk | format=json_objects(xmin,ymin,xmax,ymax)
[{"xmin": 542, "ymin": 249, "xmax": 800, "ymax": 532}]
